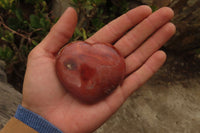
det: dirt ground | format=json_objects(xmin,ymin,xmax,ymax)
[{"xmin": 95, "ymin": 52, "xmax": 200, "ymax": 133}]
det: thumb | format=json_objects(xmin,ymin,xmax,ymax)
[{"xmin": 40, "ymin": 7, "xmax": 78, "ymax": 54}]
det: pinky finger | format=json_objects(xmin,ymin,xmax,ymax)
[{"xmin": 121, "ymin": 50, "xmax": 167, "ymax": 98}]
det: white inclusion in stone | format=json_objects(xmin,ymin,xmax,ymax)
[{"xmin": 66, "ymin": 64, "xmax": 72, "ymax": 70}]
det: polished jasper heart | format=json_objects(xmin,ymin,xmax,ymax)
[{"xmin": 56, "ymin": 41, "xmax": 126, "ymax": 103}]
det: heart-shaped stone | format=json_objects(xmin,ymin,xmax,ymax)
[{"xmin": 56, "ymin": 41, "xmax": 125, "ymax": 103}]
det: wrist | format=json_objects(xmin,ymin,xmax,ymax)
[{"xmin": 15, "ymin": 105, "xmax": 62, "ymax": 133}]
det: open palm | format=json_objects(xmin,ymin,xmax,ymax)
[{"xmin": 22, "ymin": 6, "xmax": 175, "ymax": 133}]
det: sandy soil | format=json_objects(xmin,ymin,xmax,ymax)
[{"xmin": 95, "ymin": 52, "xmax": 200, "ymax": 133}]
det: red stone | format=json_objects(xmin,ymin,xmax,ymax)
[{"xmin": 56, "ymin": 41, "xmax": 125, "ymax": 103}]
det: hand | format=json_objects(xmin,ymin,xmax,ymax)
[{"xmin": 22, "ymin": 6, "xmax": 175, "ymax": 133}]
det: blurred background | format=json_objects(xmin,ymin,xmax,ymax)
[{"xmin": 0, "ymin": 0, "xmax": 200, "ymax": 132}]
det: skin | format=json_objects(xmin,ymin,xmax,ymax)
[{"xmin": 22, "ymin": 6, "xmax": 176, "ymax": 133}]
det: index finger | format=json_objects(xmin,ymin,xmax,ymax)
[{"xmin": 86, "ymin": 5, "xmax": 152, "ymax": 44}]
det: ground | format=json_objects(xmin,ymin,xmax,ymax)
[{"xmin": 95, "ymin": 52, "xmax": 200, "ymax": 133}]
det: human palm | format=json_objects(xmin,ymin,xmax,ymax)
[{"xmin": 22, "ymin": 6, "xmax": 175, "ymax": 133}]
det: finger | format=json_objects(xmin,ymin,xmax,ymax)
[
  {"xmin": 125, "ymin": 22, "xmax": 176, "ymax": 75},
  {"xmin": 121, "ymin": 50, "xmax": 167, "ymax": 98},
  {"xmin": 39, "ymin": 7, "xmax": 78, "ymax": 54},
  {"xmin": 115, "ymin": 7, "xmax": 174, "ymax": 57},
  {"xmin": 86, "ymin": 5, "xmax": 152, "ymax": 44}
]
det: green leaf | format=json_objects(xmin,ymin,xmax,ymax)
[
  {"xmin": 74, "ymin": 28, "xmax": 83, "ymax": 36},
  {"xmin": 25, "ymin": 0, "xmax": 43, "ymax": 4},
  {"xmin": 72, "ymin": 0, "xmax": 78, "ymax": 4},
  {"xmin": 151, "ymin": 5, "xmax": 158, "ymax": 12},
  {"xmin": 81, "ymin": 28, "xmax": 87, "ymax": 40},
  {"xmin": 85, "ymin": 4, "xmax": 94, "ymax": 11},
  {"xmin": 40, "ymin": 17, "xmax": 50, "ymax": 31},
  {"xmin": 6, "ymin": 47, "xmax": 13, "ymax": 60},
  {"xmin": 40, "ymin": 18, "xmax": 46, "ymax": 28},
  {"xmin": 0, "ymin": 0, "xmax": 15, "ymax": 9},
  {"xmin": 41, "ymin": 1, "xmax": 47, "ymax": 12},
  {"xmin": 1, "ymin": 31, "xmax": 14, "ymax": 43},
  {"xmin": 91, "ymin": 18, "xmax": 105, "ymax": 30},
  {"xmin": 0, "ymin": 46, "xmax": 14, "ymax": 61},
  {"xmin": 94, "ymin": 0, "xmax": 106, "ymax": 6},
  {"xmin": 6, "ymin": 17, "xmax": 21, "ymax": 30},
  {"xmin": 0, "ymin": 47, "xmax": 3, "ymax": 58},
  {"xmin": 30, "ymin": 15, "xmax": 40, "ymax": 29},
  {"xmin": 32, "ymin": 40, "xmax": 38, "ymax": 46},
  {"xmin": 15, "ymin": 9, "xmax": 23, "ymax": 22}
]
